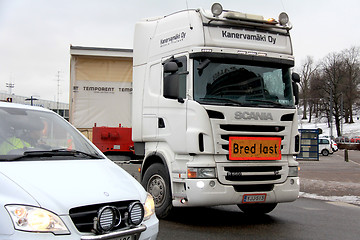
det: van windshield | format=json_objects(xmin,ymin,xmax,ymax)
[
  {"xmin": 193, "ymin": 58, "xmax": 295, "ymax": 108},
  {"xmin": 0, "ymin": 106, "xmax": 103, "ymax": 161}
]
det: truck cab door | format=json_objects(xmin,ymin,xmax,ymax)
[{"xmin": 158, "ymin": 55, "xmax": 188, "ymax": 154}]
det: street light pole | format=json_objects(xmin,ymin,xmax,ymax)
[
  {"xmin": 25, "ymin": 96, "xmax": 38, "ymax": 106},
  {"xmin": 329, "ymin": 86, "xmax": 333, "ymax": 139}
]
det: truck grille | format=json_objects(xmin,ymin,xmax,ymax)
[
  {"xmin": 224, "ymin": 166, "xmax": 282, "ymax": 181},
  {"xmin": 206, "ymin": 108, "xmax": 295, "ymax": 186},
  {"xmin": 206, "ymin": 109, "xmax": 294, "ymax": 156},
  {"xmin": 217, "ymin": 162, "xmax": 287, "ymax": 185}
]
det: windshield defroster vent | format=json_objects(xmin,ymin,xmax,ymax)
[{"xmin": 206, "ymin": 110, "xmax": 225, "ymax": 119}]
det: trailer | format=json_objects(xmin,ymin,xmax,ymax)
[{"xmin": 69, "ymin": 46, "xmax": 134, "ymax": 155}]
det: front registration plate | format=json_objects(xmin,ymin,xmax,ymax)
[
  {"xmin": 111, "ymin": 235, "xmax": 134, "ymax": 240},
  {"xmin": 229, "ymin": 137, "xmax": 281, "ymax": 160},
  {"xmin": 242, "ymin": 194, "xmax": 267, "ymax": 203}
]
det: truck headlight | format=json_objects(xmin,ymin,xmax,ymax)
[
  {"xmin": 187, "ymin": 167, "xmax": 216, "ymax": 179},
  {"xmin": 288, "ymin": 166, "xmax": 299, "ymax": 177},
  {"xmin": 5, "ymin": 205, "xmax": 70, "ymax": 235},
  {"xmin": 143, "ymin": 193, "xmax": 155, "ymax": 221}
]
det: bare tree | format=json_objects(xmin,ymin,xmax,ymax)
[
  {"xmin": 341, "ymin": 46, "xmax": 360, "ymax": 124},
  {"xmin": 299, "ymin": 56, "xmax": 317, "ymax": 121},
  {"xmin": 321, "ymin": 52, "xmax": 346, "ymax": 137},
  {"xmin": 308, "ymin": 70, "xmax": 324, "ymax": 121},
  {"xmin": 298, "ymin": 46, "xmax": 360, "ymax": 137}
]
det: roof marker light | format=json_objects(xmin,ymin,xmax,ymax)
[
  {"xmin": 279, "ymin": 12, "xmax": 289, "ymax": 26},
  {"xmin": 258, "ymin": 52, "xmax": 267, "ymax": 57},
  {"xmin": 211, "ymin": 3, "xmax": 223, "ymax": 17}
]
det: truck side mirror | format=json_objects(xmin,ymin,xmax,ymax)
[
  {"xmin": 164, "ymin": 72, "xmax": 180, "ymax": 100},
  {"xmin": 291, "ymin": 72, "xmax": 300, "ymax": 105},
  {"xmin": 164, "ymin": 62, "xmax": 179, "ymax": 73},
  {"xmin": 292, "ymin": 72, "xmax": 300, "ymax": 83},
  {"xmin": 292, "ymin": 82, "xmax": 299, "ymax": 105}
]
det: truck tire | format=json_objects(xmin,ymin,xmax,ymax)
[
  {"xmin": 321, "ymin": 149, "xmax": 329, "ymax": 156},
  {"xmin": 237, "ymin": 203, "xmax": 277, "ymax": 214},
  {"xmin": 142, "ymin": 163, "xmax": 173, "ymax": 218}
]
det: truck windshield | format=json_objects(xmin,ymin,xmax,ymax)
[
  {"xmin": 0, "ymin": 106, "xmax": 103, "ymax": 161},
  {"xmin": 193, "ymin": 58, "xmax": 295, "ymax": 108}
]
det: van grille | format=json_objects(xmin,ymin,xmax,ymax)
[{"xmin": 69, "ymin": 200, "xmax": 139, "ymax": 233}]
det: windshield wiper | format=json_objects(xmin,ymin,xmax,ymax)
[
  {"xmin": 52, "ymin": 149, "xmax": 102, "ymax": 159},
  {"xmin": 8, "ymin": 149, "xmax": 102, "ymax": 161},
  {"xmin": 199, "ymin": 97, "xmax": 243, "ymax": 106},
  {"xmin": 246, "ymin": 99, "xmax": 284, "ymax": 107},
  {"xmin": 197, "ymin": 59, "xmax": 211, "ymax": 76}
]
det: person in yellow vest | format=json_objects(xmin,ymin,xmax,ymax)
[
  {"xmin": 0, "ymin": 136, "xmax": 31, "ymax": 155},
  {"xmin": 0, "ymin": 119, "xmax": 44, "ymax": 155}
]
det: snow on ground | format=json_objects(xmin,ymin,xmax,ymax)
[
  {"xmin": 298, "ymin": 114, "xmax": 360, "ymax": 138},
  {"xmin": 299, "ymin": 178, "xmax": 360, "ymax": 206},
  {"xmin": 298, "ymin": 115, "xmax": 360, "ymax": 206},
  {"xmin": 300, "ymin": 192, "xmax": 360, "ymax": 206}
]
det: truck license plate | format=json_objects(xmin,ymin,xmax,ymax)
[
  {"xmin": 229, "ymin": 137, "xmax": 281, "ymax": 160},
  {"xmin": 242, "ymin": 194, "xmax": 267, "ymax": 203}
]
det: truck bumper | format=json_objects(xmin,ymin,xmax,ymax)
[{"xmin": 172, "ymin": 177, "xmax": 299, "ymax": 207}]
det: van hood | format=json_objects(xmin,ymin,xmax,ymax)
[{"xmin": 1, "ymin": 159, "xmax": 145, "ymax": 215}]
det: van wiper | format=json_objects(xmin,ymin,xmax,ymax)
[
  {"xmin": 8, "ymin": 149, "xmax": 102, "ymax": 161},
  {"xmin": 52, "ymin": 149, "xmax": 102, "ymax": 159}
]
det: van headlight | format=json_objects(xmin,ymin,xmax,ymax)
[
  {"xmin": 143, "ymin": 193, "xmax": 155, "ymax": 221},
  {"xmin": 5, "ymin": 205, "xmax": 70, "ymax": 235}
]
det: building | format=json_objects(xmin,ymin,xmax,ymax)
[{"xmin": 0, "ymin": 92, "xmax": 69, "ymax": 120}]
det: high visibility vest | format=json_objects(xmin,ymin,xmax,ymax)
[{"xmin": 0, "ymin": 137, "xmax": 31, "ymax": 155}]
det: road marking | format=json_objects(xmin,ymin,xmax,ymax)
[
  {"xmin": 349, "ymin": 159, "xmax": 360, "ymax": 166},
  {"xmin": 301, "ymin": 207, "xmax": 325, "ymax": 211},
  {"xmin": 327, "ymin": 201, "xmax": 360, "ymax": 209}
]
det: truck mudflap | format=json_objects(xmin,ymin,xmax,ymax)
[{"xmin": 172, "ymin": 177, "xmax": 299, "ymax": 207}]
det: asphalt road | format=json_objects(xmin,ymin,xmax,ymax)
[
  {"xmin": 157, "ymin": 198, "xmax": 360, "ymax": 240},
  {"xmin": 299, "ymin": 149, "xmax": 360, "ymax": 197},
  {"xmin": 112, "ymin": 150, "xmax": 360, "ymax": 239}
]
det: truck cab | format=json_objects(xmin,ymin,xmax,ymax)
[{"xmin": 132, "ymin": 3, "xmax": 300, "ymax": 218}]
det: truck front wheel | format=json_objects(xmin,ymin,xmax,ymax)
[
  {"xmin": 142, "ymin": 163, "xmax": 172, "ymax": 218},
  {"xmin": 237, "ymin": 203, "xmax": 277, "ymax": 214}
]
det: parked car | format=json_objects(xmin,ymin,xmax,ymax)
[
  {"xmin": 331, "ymin": 140, "xmax": 338, "ymax": 152},
  {"xmin": 318, "ymin": 137, "xmax": 334, "ymax": 156},
  {"xmin": 335, "ymin": 136, "xmax": 350, "ymax": 143},
  {"xmin": 0, "ymin": 102, "xmax": 158, "ymax": 240},
  {"xmin": 350, "ymin": 136, "xmax": 360, "ymax": 143}
]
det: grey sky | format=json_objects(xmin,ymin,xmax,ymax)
[{"xmin": 1, "ymin": 0, "xmax": 359, "ymax": 103}]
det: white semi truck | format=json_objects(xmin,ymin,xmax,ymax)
[
  {"xmin": 70, "ymin": 3, "xmax": 301, "ymax": 219},
  {"xmin": 132, "ymin": 3, "xmax": 300, "ymax": 218}
]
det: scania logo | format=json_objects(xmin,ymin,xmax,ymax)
[{"xmin": 235, "ymin": 111, "xmax": 273, "ymax": 120}]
